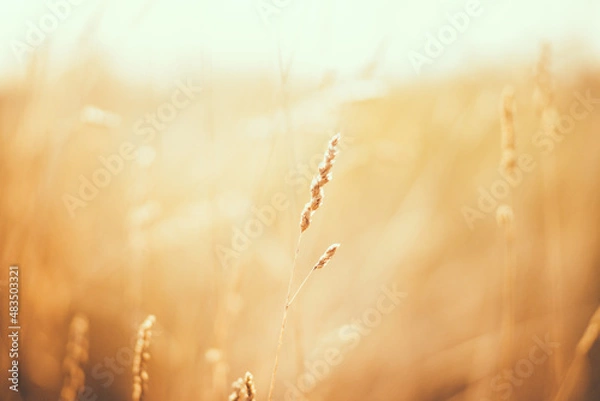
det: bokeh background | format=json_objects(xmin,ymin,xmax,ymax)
[{"xmin": 0, "ymin": 1, "xmax": 599, "ymax": 401}]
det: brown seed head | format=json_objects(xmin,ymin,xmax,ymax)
[
  {"xmin": 244, "ymin": 372, "xmax": 256, "ymax": 401},
  {"xmin": 229, "ymin": 372, "xmax": 256, "ymax": 401},
  {"xmin": 132, "ymin": 315, "xmax": 156, "ymax": 401},
  {"xmin": 500, "ymin": 87, "xmax": 517, "ymax": 175},
  {"xmin": 59, "ymin": 314, "xmax": 89, "ymax": 401},
  {"xmin": 300, "ymin": 133, "xmax": 341, "ymax": 232},
  {"xmin": 500, "ymin": 86, "xmax": 515, "ymax": 150},
  {"xmin": 229, "ymin": 378, "xmax": 245, "ymax": 401},
  {"xmin": 313, "ymin": 243, "xmax": 340, "ymax": 270}
]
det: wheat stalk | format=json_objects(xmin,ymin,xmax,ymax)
[
  {"xmin": 59, "ymin": 314, "xmax": 89, "ymax": 401},
  {"xmin": 497, "ymin": 83, "xmax": 519, "ymax": 372},
  {"xmin": 132, "ymin": 315, "xmax": 156, "ymax": 401},
  {"xmin": 533, "ymin": 43, "xmax": 565, "ymax": 385},
  {"xmin": 552, "ymin": 306, "xmax": 600, "ymax": 401},
  {"xmin": 496, "ymin": 204, "xmax": 515, "ymax": 370},
  {"xmin": 500, "ymin": 86, "xmax": 517, "ymax": 176},
  {"xmin": 533, "ymin": 43, "xmax": 553, "ymax": 115},
  {"xmin": 267, "ymin": 133, "xmax": 342, "ymax": 401}
]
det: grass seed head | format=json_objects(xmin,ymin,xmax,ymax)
[
  {"xmin": 132, "ymin": 315, "xmax": 156, "ymax": 401},
  {"xmin": 500, "ymin": 86, "xmax": 517, "ymax": 175},
  {"xmin": 300, "ymin": 133, "xmax": 341, "ymax": 233},
  {"xmin": 59, "ymin": 314, "xmax": 89, "ymax": 401},
  {"xmin": 313, "ymin": 243, "xmax": 340, "ymax": 270}
]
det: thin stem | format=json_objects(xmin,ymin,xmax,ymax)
[
  {"xmin": 287, "ymin": 268, "xmax": 316, "ymax": 308},
  {"xmin": 500, "ymin": 224, "xmax": 515, "ymax": 370},
  {"xmin": 543, "ymin": 155, "xmax": 565, "ymax": 386},
  {"xmin": 267, "ymin": 233, "xmax": 303, "ymax": 401},
  {"xmin": 552, "ymin": 355, "xmax": 584, "ymax": 401}
]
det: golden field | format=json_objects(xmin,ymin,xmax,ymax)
[{"xmin": 0, "ymin": 43, "xmax": 599, "ymax": 401}]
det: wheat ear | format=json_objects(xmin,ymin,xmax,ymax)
[
  {"xmin": 132, "ymin": 315, "xmax": 156, "ymax": 401},
  {"xmin": 497, "ymin": 85, "xmax": 518, "ymax": 370},
  {"xmin": 59, "ymin": 314, "xmax": 89, "ymax": 401},
  {"xmin": 229, "ymin": 377, "xmax": 245, "ymax": 401},
  {"xmin": 552, "ymin": 306, "xmax": 600, "ymax": 401},
  {"xmin": 500, "ymin": 86, "xmax": 517, "ymax": 175},
  {"xmin": 229, "ymin": 372, "xmax": 256, "ymax": 401},
  {"xmin": 267, "ymin": 133, "xmax": 341, "ymax": 401},
  {"xmin": 244, "ymin": 372, "xmax": 257, "ymax": 401}
]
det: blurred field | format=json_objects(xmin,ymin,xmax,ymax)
[{"xmin": 0, "ymin": 45, "xmax": 599, "ymax": 401}]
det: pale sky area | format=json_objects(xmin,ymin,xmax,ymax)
[{"xmin": 0, "ymin": 0, "xmax": 598, "ymax": 84}]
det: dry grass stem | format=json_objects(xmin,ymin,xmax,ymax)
[
  {"xmin": 498, "ymin": 84, "xmax": 518, "ymax": 372},
  {"xmin": 533, "ymin": 44, "xmax": 565, "ymax": 385},
  {"xmin": 533, "ymin": 43, "xmax": 553, "ymax": 114},
  {"xmin": 267, "ymin": 134, "xmax": 342, "ymax": 401},
  {"xmin": 59, "ymin": 314, "xmax": 89, "ymax": 401},
  {"xmin": 497, "ymin": 204, "xmax": 515, "ymax": 369},
  {"xmin": 132, "ymin": 315, "xmax": 156, "ymax": 401},
  {"xmin": 288, "ymin": 243, "xmax": 340, "ymax": 307},
  {"xmin": 552, "ymin": 306, "xmax": 600, "ymax": 401}
]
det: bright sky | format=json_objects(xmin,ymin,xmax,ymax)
[{"xmin": 0, "ymin": 0, "xmax": 598, "ymax": 83}]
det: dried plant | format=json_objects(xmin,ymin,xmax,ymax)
[
  {"xmin": 496, "ymin": 76, "xmax": 524, "ymax": 375},
  {"xmin": 59, "ymin": 314, "xmax": 89, "ymax": 401},
  {"xmin": 267, "ymin": 133, "xmax": 342, "ymax": 401},
  {"xmin": 229, "ymin": 377, "xmax": 246, "ymax": 401},
  {"xmin": 496, "ymin": 203, "xmax": 515, "ymax": 369},
  {"xmin": 533, "ymin": 43, "xmax": 565, "ymax": 385},
  {"xmin": 500, "ymin": 86, "xmax": 517, "ymax": 175},
  {"xmin": 312, "ymin": 243, "xmax": 340, "ymax": 270},
  {"xmin": 533, "ymin": 43, "xmax": 554, "ymax": 115},
  {"xmin": 552, "ymin": 306, "xmax": 600, "ymax": 401},
  {"xmin": 288, "ymin": 243, "xmax": 340, "ymax": 306},
  {"xmin": 300, "ymin": 133, "xmax": 341, "ymax": 233},
  {"xmin": 498, "ymin": 84, "xmax": 519, "ymax": 371},
  {"xmin": 132, "ymin": 315, "xmax": 156, "ymax": 401},
  {"xmin": 228, "ymin": 372, "xmax": 256, "ymax": 401},
  {"xmin": 244, "ymin": 372, "xmax": 257, "ymax": 401},
  {"xmin": 533, "ymin": 43, "xmax": 559, "ymax": 141}
]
